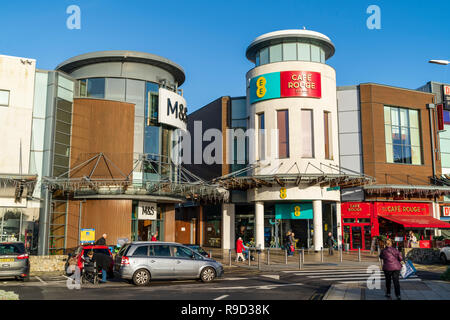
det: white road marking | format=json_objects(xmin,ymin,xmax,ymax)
[
  {"xmin": 207, "ymin": 283, "xmax": 304, "ymax": 290},
  {"xmin": 306, "ymin": 273, "xmax": 383, "ymax": 278},
  {"xmin": 221, "ymin": 277, "xmax": 248, "ymax": 281},
  {"xmin": 321, "ymin": 275, "xmax": 418, "ymax": 281},
  {"xmin": 214, "ymin": 294, "xmax": 229, "ymax": 300},
  {"xmin": 35, "ymin": 276, "xmax": 47, "ymax": 284},
  {"xmin": 283, "ymin": 268, "xmax": 370, "ymax": 273},
  {"xmin": 340, "ymin": 278, "xmax": 422, "ymax": 284},
  {"xmin": 261, "ymin": 275, "xmax": 280, "ymax": 280}
]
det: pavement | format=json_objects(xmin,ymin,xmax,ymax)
[{"xmin": 323, "ymin": 280, "xmax": 450, "ymax": 300}]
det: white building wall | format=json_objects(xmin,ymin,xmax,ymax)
[{"xmin": 0, "ymin": 55, "xmax": 36, "ymax": 174}]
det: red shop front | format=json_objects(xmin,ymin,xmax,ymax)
[{"xmin": 341, "ymin": 202, "xmax": 450, "ymax": 251}]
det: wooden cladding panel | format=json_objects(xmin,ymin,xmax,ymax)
[
  {"xmin": 359, "ymin": 84, "xmax": 439, "ymax": 184},
  {"xmin": 70, "ymin": 98, "xmax": 135, "ymax": 179}
]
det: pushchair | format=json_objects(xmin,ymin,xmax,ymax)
[
  {"xmin": 82, "ymin": 260, "xmax": 99, "ymax": 285},
  {"xmin": 240, "ymin": 246, "xmax": 255, "ymax": 261}
]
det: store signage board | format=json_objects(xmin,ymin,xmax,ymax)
[
  {"xmin": 250, "ymin": 71, "xmax": 321, "ymax": 104},
  {"xmin": 341, "ymin": 202, "xmax": 372, "ymax": 217},
  {"xmin": 375, "ymin": 202, "xmax": 430, "ymax": 216},
  {"xmin": 138, "ymin": 201, "xmax": 157, "ymax": 220},
  {"xmin": 80, "ymin": 228, "xmax": 95, "ymax": 244},
  {"xmin": 437, "ymin": 104, "xmax": 445, "ymax": 131},
  {"xmin": 444, "ymin": 85, "xmax": 450, "ymax": 97},
  {"xmin": 275, "ymin": 203, "xmax": 313, "ymax": 219},
  {"xmin": 443, "ymin": 206, "xmax": 450, "ymax": 217},
  {"xmin": 158, "ymin": 88, "xmax": 187, "ymax": 130}
]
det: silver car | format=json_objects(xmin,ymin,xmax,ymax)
[
  {"xmin": 114, "ymin": 242, "xmax": 224, "ymax": 286},
  {"xmin": 0, "ymin": 242, "xmax": 30, "ymax": 281}
]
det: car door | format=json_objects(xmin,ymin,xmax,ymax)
[
  {"xmin": 129, "ymin": 245, "xmax": 150, "ymax": 273},
  {"xmin": 148, "ymin": 244, "xmax": 176, "ymax": 279},
  {"xmin": 171, "ymin": 245, "xmax": 198, "ymax": 278}
]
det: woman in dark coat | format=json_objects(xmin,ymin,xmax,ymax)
[{"xmin": 379, "ymin": 239, "xmax": 404, "ymax": 299}]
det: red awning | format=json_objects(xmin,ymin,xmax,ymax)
[{"xmin": 380, "ymin": 215, "xmax": 450, "ymax": 228}]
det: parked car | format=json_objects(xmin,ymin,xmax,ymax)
[
  {"xmin": 183, "ymin": 244, "xmax": 210, "ymax": 258},
  {"xmin": 440, "ymin": 245, "xmax": 450, "ymax": 264},
  {"xmin": 65, "ymin": 245, "xmax": 114, "ymax": 277},
  {"xmin": 115, "ymin": 241, "xmax": 224, "ymax": 286},
  {"xmin": 0, "ymin": 242, "xmax": 30, "ymax": 282}
]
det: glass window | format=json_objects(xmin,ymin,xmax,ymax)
[
  {"xmin": 87, "ymin": 78, "xmax": 105, "ymax": 98},
  {"xmin": 0, "ymin": 90, "xmax": 10, "ymax": 106},
  {"xmin": 301, "ymin": 109, "xmax": 314, "ymax": 158},
  {"xmin": 105, "ymin": 78, "xmax": 126, "ymax": 101},
  {"xmin": 259, "ymin": 47, "xmax": 269, "ymax": 65},
  {"xmin": 172, "ymin": 246, "xmax": 193, "ymax": 258},
  {"xmin": 311, "ymin": 45, "xmax": 321, "ymax": 62},
  {"xmin": 152, "ymin": 245, "xmax": 171, "ymax": 257},
  {"xmin": 358, "ymin": 218, "xmax": 371, "ymax": 223},
  {"xmin": 132, "ymin": 245, "xmax": 149, "ymax": 256},
  {"xmin": 324, "ymin": 112, "xmax": 332, "ymax": 159},
  {"xmin": 277, "ymin": 110, "xmax": 289, "ymax": 158},
  {"xmin": 269, "ymin": 44, "xmax": 282, "ymax": 63},
  {"xmin": 79, "ymin": 80, "xmax": 87, "ymax": 97},
  {"xmin": 343, "ymin": 218, "xmax": 355, "ymax": 223},
  {"xmin": 384, "ymin": 106, "xmax": 422, "ymax": 165},
  {"xmin": 145, "ymin": 82, "xmax": 159, "ymax": 125},
  {"xmin": 320, "ymin": 48, "xmax": 325, "ymax": 63},
  {"xmin": 258, "ymin": 113, "xmax": 265, "ymax": 160},
  {"xmin": 126, "ymin": 79, "xmax": 145, "ymax": 118},
  {"xmin": 283, "ymin": 43, "xmax": 297, "ymax": 61},
  {"xmin": 255, "ymin": 52, "xmax": 260, "ymax": 66},
  {"xmin": 298, "ymin": 43, "xmax": 311, "ymax": 61}
]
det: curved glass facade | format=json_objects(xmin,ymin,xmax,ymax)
[{"xmin": 255, "ymin": 41, "xmax": 326, "ymax": 66}]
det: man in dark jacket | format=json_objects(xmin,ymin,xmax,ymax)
[
  {"xmin": 92, "ymin": 251, "xmax": 113, "ymax": 283},
  {"xmin": 95, "ymin": 234, "xmax": 107, "ymax": 245},
  {"xmin": 326, "ymin": 232, "xmax": 334, "ymax": 255},
  {"xmin": 379, "ymin": 239, "xmax": 403, "ymax": 299}
]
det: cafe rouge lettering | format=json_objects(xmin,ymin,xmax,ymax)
[{"xmin": 375, "ymin": 202, "xmax": 430, "ymax": 216}]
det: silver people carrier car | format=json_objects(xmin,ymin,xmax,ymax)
[
  {"xmin": 115, "ymin": 242, "xmax": 224, "ymax": 286},
  {"xmin": 0, "ymin": 242, "xmax": 30, "ymax": 281}
]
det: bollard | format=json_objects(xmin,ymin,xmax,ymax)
[
  {"xmin": 209, "ymin": 250, "xmax": 212, "ymax": 260},
  {"xmin": 248, "ymin": 249, "xmax": 251, "ymax": 267},
  {"xmin": 339, "ymin": 246, "xmax": 343, "ymax": 263},
  {"xmin": 285, "ymin": 249, "xmax": 288, "ymax": 264},
  {"xmin": 258, "ymin": 251, "xmax": 261, "ymax": 270},
  {"xmin": 267, "ymin": 248, "xmax": 270, "ymax": 266},
  {"xmin": 298, "ymin": 250, "xmax": 302, "ymax": 270},
  {"xmin": 229, "ymin": 249, "xmax": 232, "ymax": 266},
  {"xmin": 321, "ymin": 247, "xmax": 324, "ymax": 263},
  {"xmin": 302, "ymin": 248, "xmax": 305, "ymax": 264},
  {"xmin": 358, "ymin": 248, "xmax": 361, "ymax": 262}
]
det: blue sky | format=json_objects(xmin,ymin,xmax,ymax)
[{"xmin": 1, "ymin": 0, "xmax": 449, "ymax": 112}]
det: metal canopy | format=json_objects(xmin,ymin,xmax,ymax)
[
  {"xmin": 42, "ymin": 153, "xmax": 229, "ymax": 203},
  {"xmin": 365, "ymin": 184, "xmax": 450, "ymax": 197},
  {"xmin": 0, "ymin": 174, "xmax": 37, "ymax": 202},
  {"xmin": 212, "ymin": 162, "xmax": 375, "ymax": 190}
]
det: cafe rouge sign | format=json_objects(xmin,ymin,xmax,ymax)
[
  {"xmin": 341, "ymin": 202, "xmax": 431, "ymax": 216},
  {"xmin": 249, "ymin": 71, "xmax": 322, "ymax": 104}
]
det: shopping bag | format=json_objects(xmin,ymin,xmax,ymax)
[
  {"xmin": 290, "ymin": 245, "xmax": 294, "ymax": 252},
  {"xmin": 401, "ymin": 260, "xmax": 416, "ymax": 279}
]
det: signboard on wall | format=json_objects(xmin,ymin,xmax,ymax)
[
  {"xmin": 138, "ymin": 201, "xmax": 157, "ymax": 220},
  {"xmin": 249, "ymin": 71, "xmax": 322, "ymax": 104},
  {"xmin": 275, "ymin": 203, "xmax": 313, "ymax": 219},
  {"xmin": 158, "ymin": 88, "xmax": 187, "ymax": 130},
  {"xmin": 437, "ymin": 104, "xmax": 445, "ymax": 131},
  {"xmin": 341, "ymin": 202, "xmax": 372, "ymax": 218},
  {"xmin": 443, "ymin": 206, "xmax": 450, "ymax": 217},
  {"xmin": 375, "ymin": 202, "xmax": 431, "ymax": 216},
  {"xmin": 444, "ymin": 85, "xmax": 450, "ymax": 97},
  {"xmin": 80, "ymin": 228, "xmax": 95, "ymax": 244}
]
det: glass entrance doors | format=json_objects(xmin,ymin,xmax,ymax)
[{"xmin": 343, "ymin": 223, "xmax": 372, "ymax": 251}]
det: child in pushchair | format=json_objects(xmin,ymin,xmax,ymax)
[
  {"xmin": 82, "ymin": 251, "xmax": 99, "ymax": 284},
  {"xmin": 242, "ymin": 244, "xmax": 255, "ymax": 261}
]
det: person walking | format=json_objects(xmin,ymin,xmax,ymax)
[
  {"xmin": 285, "ymin": 231, "xmax": 293, "ymax": 256},
  {"xmin": 407, "ymin": 231, "xmax": 417, "ymax": 248},
  {"xmin": 326, "ymin": 232, "xmax": 334, "ymax": 255},
  {"xmin": 379, "ymin": 239, "xmax": 403, "ymax": 300},
  {"xmin": 235, "ymin": 237, "xmax": 245, "ymax": 262},
  {"xmin": 95, "ymin": 233, "xmax": 107, "ymax": 245},
  {"xmin": 150, "ymin": 230, "xmax": 158, "ymax": 241}
]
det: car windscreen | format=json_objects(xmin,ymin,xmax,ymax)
[
  {"xmin": 83, "ymin": 249, "xmax": 110, "ymax": 257},
  {"xmin": 0, "ymin": 243, "xmax": 25, "ymax": 255}
]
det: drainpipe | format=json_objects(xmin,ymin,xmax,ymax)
[
  {"xmin": 427, "ymin": 103, "xmax": 436, "ymax": 181},
  {"xmin": 78, "ymin": 200, "xmax": 86, "ymax": 246}
]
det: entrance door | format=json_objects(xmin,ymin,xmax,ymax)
[{"xmin": 351, "ymin": 226, "xmax": 363, "ymax": 249}]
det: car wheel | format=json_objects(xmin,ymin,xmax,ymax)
[
  {"xmin": 441, "ymin": 253, "xmax": 448, "ymax": 264},
  {"xmin": 132, "ymin": 269, "xmax": 150, "ymax": 286},
  {"xmin": 200, "ymin": 267, "xmax": 216, "ymax": 283}
]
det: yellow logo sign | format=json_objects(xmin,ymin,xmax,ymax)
[
  {"xmin": 256, "ymin": 76, "xmax": 267, "ymax": 98},
  {"xmin": 294, "ymin": 206, "xmax": 301, "ymax": 217},
  {"xmin": 280, "ymin": 188, "xmax": 287, "ymax": 199}
]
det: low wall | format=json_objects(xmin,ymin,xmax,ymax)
[
  {"xmin": 29, "ymin": 255, "xmax": 66, "ymax": 273},
  {"xmin": 403, "ymin": 248, "xmax": 441, "ymax": 264}
]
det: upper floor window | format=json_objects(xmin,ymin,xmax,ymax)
[
  {"xmin": 324, "ymin": 111, "xmax": 332, "ymax": 159},
  {"xmin": 255, "ymin": 41, "xmax": 326, "ymax": 66},
  {"xmin": 0, "ymin": 90, "xmax": 10, "ymax": 107},
  {"xmin": 277, "ymin": 110, "xmax": 289, "ymax": 158},
  {"xmin": 301, "ymin": 109, "xmax": 314, "ymax": 158},
  {"xmin": 384, "ymin": 106, "xmax": 422, "ymax": 165}
]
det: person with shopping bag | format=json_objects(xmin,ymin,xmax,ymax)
[{"xmin": 379, "ymin": 239, "xmax": 403, "ymax": 300}]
